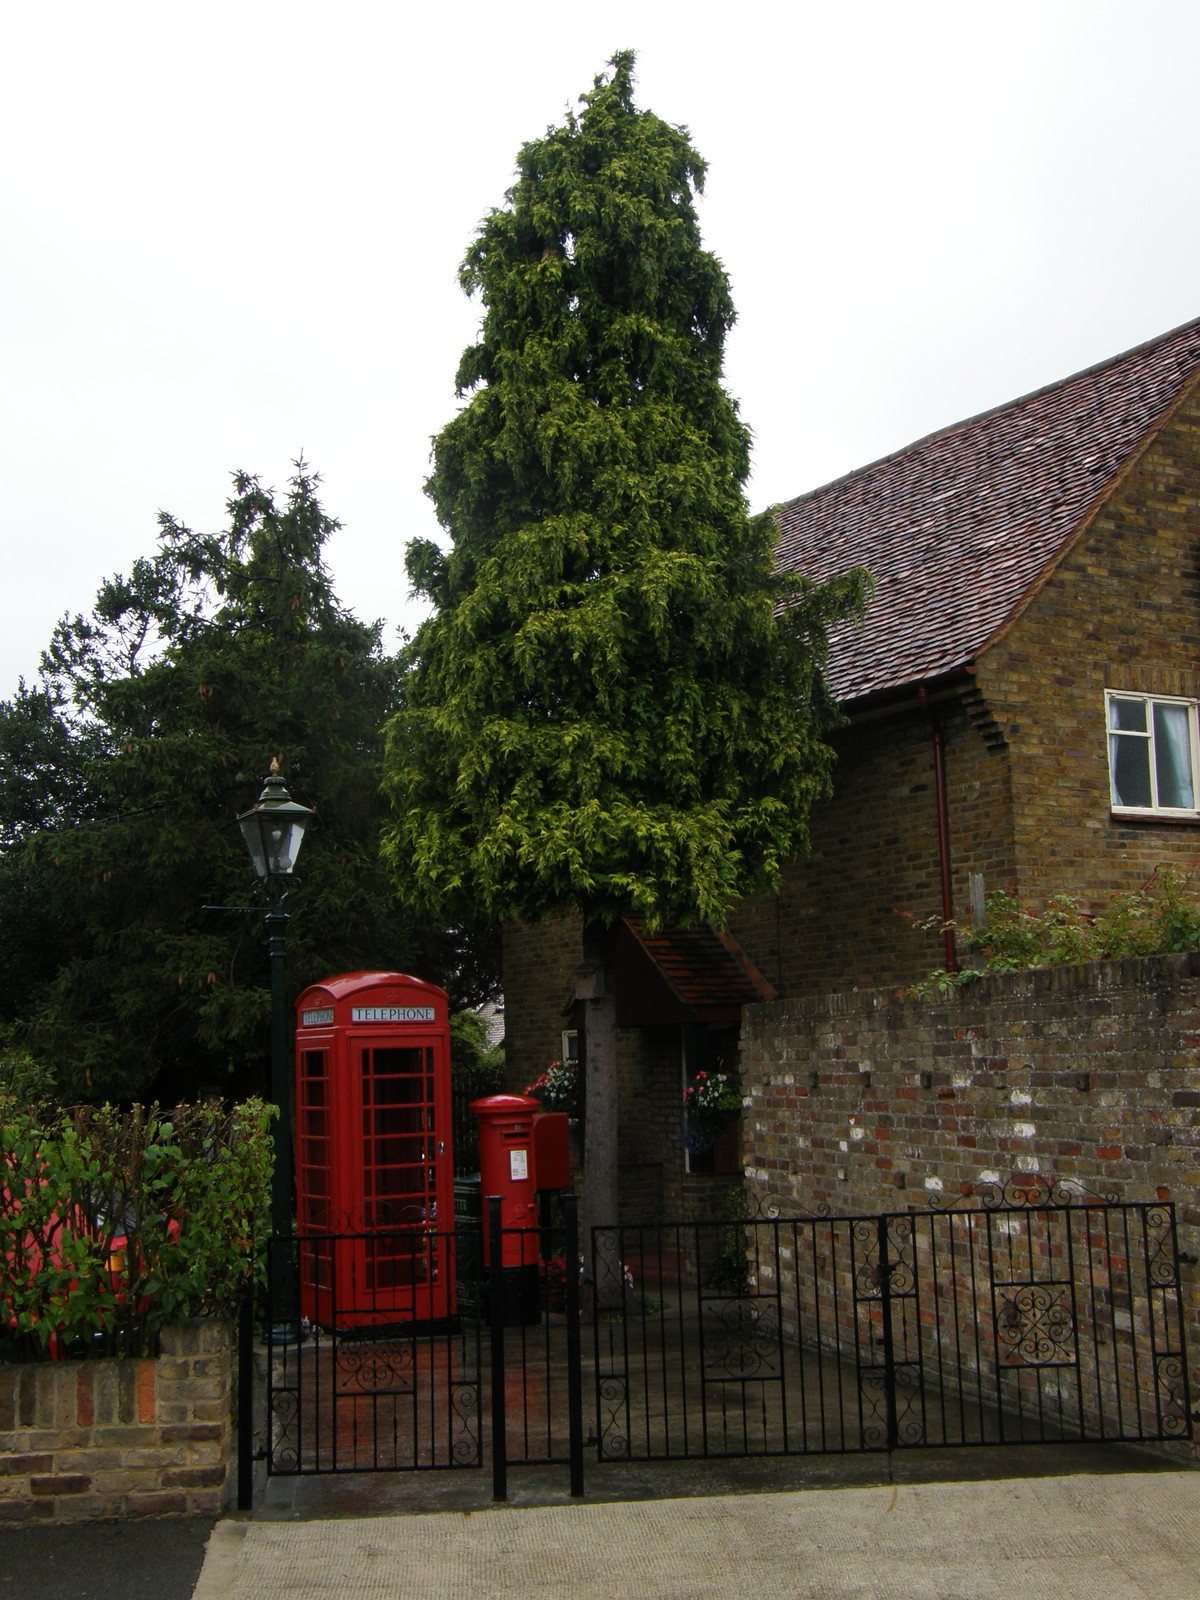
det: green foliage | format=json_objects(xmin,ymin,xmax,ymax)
[
  {"xmin": 382, "ymin": 53, "xmax": 868, "ymax": 936},
  {"xmin": 0, "ymin": 1049, "xmax": 57, "ymax": 1111},
  {"xmin": 704, "ymin": 1184, "xmax": 751, "ymax": 1296},
  {"xmin": 449, "ymin": 1007, "xmax": 505, "ymax": 1087},
  {"xmin": 910, "ymin": 868, "xmax": 1200, "ymax": 997},
  {"xmin": 0, "ymin": 465, "xmax": 497, "ymax": 1103},
  {"xmin": 0, "ymin": 1083, "xmax": 271, "ymax": 1361}
]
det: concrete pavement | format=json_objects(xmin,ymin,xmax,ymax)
[
  {"xmin": 191, "ymin": 1469, "xmax": 1200, "ymax": 1600},
  {"xmin": 2, "ymin": 1450, "xmax": 1197, "ymax": 1600}
]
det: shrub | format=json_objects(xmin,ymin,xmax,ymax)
[
  {"xmin": 0, "ymin": 1074, "xmax": 271, "ymax": 1361},
  {"xmin": 449, "ymin": 1008, "xmax": 504, "ymax": 1084},
  {"xmin": 911, "ymin": 866, "xmax": 1200, "ymax": 997}
]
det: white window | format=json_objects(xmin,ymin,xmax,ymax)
[{"xmin": 1106, "ymin": 691, "xmax": 1199, "ymax": 816}]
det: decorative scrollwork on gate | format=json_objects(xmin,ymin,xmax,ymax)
[
  {"xmin": 1153, "ymin": 1354, "xmax": 1191, "ymax": 1438},
  {"xmin": 450, "ymin": 1380, "xmax": 481, "ymax": 1464},
  {"xmin": 858, "ymin": 1368, "xmax": 889, "ymax": 1449},
  {"xmin": 851, "ymin": 1219, "xmax": 878, "ymax": 1299},
  {"xmin": 858, "ymin": 1367, "xmax": 926, "ymax": 1449},
  {"xmin": 887, "ymin": 1217, "xmax": 916, "ymax": 1296},
  {"xmin": 892, "ymin": 1370, "xmax": 926, "ymax": 1446},
  {"xmin": 269, "ymin": 1387, "xmax": 300, "ymax": 1473},
  {"xmin": 995, "ymin": 1283, "xmax": 1075, "ymax": 1366},
  {"xmin": 1145, "ymin": 1206, "xmax": 1181, "ymax": 1288},
  {"xmin": 930, "ymin": 1173, "xmax": 1120, "ymax": 1211},
  {"xmin": 852, "ymin": 1216, "xmax": 916, "ymax": 1300},
  {"xmin": 702, "ymin": 1299, "xmax": 781, "ymax": 1380},
  {"xmin": 335, "ymin": 1338, "xmax": 416, "ymax": 1394},
  {"xmin": 592, "ymin": 1226, "xmax": 622, "ymax": 1289},
  {"xmin": 597, "ymin": 1375, "xmax": 631, "ymax": 1459}
]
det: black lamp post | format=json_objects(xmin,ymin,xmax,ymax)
[{"xmin": 237, "ymin": 763, "xmax": 315, "ymax": 1320}]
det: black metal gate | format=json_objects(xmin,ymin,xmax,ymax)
[
  {"xmin": 592, "ymin": 1183, "xmax": 1193, "ymax": 1461},
  {"xmin": 261, "ymin": 1196, "xmax": 584, "ymax": 1488},
  {"xmin": 254, "ymin": 1183, "xmax": 1192, "ymax": 1494},
  {"xmin": 264, "ymin": 1229, "xmax": 483, "ymax": 1475}
]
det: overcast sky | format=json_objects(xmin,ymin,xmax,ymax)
[{"xmin": 3, "ymin": 1, "xmax": 1198, "ymax": 700}]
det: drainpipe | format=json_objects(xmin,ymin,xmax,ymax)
[{"xmin": 918, "ymin": 685, "xmax": 957, "ymax": 973}]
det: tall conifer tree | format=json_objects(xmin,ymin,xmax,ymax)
[{"xmin": 383, "ymin": 55, "xmax": 865, "ymax": 1268}]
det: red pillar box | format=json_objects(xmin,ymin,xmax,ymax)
[
  {"xmin": 294, "ymin": 971, "xmax": 453, "ymax": 1330},
  {"xmin": 470, "ymin": 1094, "xmax": 541, "ymax": 1325}
]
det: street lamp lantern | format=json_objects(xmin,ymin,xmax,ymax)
[
  {"xmin": 237, "ymin": 767, "xmax": 314, "ymax": 889},
  {"xmin": 237, "ymin": 761, "xmax": 315, "ymax": 1333}
]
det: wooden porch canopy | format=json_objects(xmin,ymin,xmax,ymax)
[{"xmin": 610, "ymin": 917, "xmax": 776, "ymax": 1028}]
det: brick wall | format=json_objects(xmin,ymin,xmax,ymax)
[
  {"xmin": 0, "ymin": 1320, "xmax": 231, "ymax": 1522},
  {"xmin": 979, "ymin": 383, "xmax": 1200, "ymax": 906},
  {"xmin": 616, "ymin": 1025, "xmax": 677, "ymax": 1223},
  {"xmin": 739, "ymin": 953, "xmax": 1200, "ymax": 1408},
  {"xmin": 725, "ymin": 699, "xmax": 1015, "ymax": 997},
  {"xmin": 503, "ymin": 912, "xmax": 580, "ymax": 1093}
]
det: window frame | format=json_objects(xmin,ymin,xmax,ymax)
[{"xmin": 1105, "ymin": 689, "xmax": 1200, "ymax": 820}]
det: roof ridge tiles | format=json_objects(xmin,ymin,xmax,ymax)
[{"xmin": 776, "ymin": 311, "xmax": 1200, "ymax": 519}]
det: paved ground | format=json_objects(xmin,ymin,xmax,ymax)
[
  {"xmin": 0, "ymin": 1517, "xmax": 214, "ymax": 1600},
  {"xmin": 2, "ymin": 1447, "xmax": 1198, "ymax": 1600},
  {"xmin": 196, "ymin": 1470, "xmax": 1200, "ymax": 1599}
]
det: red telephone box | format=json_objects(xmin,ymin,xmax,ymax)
[{"xmin": 294, "ymin": 971, "xmax": 453, "ymax": 1329}]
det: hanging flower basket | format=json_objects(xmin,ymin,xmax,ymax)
[
  {"xmin": 681, "ymin": 1069, "xmax": 743, "ymax": 1153},
  {"xmin": 524, "ymin": 1058, "xmax": 580, "ymax": 1117}
]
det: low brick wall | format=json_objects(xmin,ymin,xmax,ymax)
[
  {"xmin": 0, "ymin": 1320, "xmax": 231, "ymax": 1522},
  {"xmin": 740, "ymin": 952, "xmax": 1200, "ymax": 1427}
]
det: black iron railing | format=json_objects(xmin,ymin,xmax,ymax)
[
  {"xmin": 260, "ymin": 1194, "xmax": 584, "ymax": 1499},
  {"xmin": 263, "ymin": 1228, "xmax": 482, "ymax": 1476},
  {"xmin": 591, "ymin": 1190, "xmax": 1192, "ymax": 1461},
  {"xmin": 251, "ymin": 1184, "xmax": 1192, "ymax": 1504}
]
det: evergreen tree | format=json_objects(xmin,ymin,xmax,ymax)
[
  {"xmin": 382, "ymin": 55, "xmax": 866, "ymax": 1265},
  {"xmin": 0, "ymin": 465, "xmax": 494, "ymax": 1103}
]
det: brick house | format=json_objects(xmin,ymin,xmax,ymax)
[
  {"xmin": 725, "ymin": 312, "xmax": 1200, "ymax": 997},
  {"xmin": 505, "ymin": 313, "xmax": 1200, "ymax": 1214}
]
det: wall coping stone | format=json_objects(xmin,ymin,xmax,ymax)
[{"xmin": 744, "ymin": 950, "xmax": 1200, "ymax": 1026}]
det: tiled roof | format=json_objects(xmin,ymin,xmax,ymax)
[
  {"xmin": 621, "ymin": 918, "xmax": 776, "ymax": 1017},
  {"xmin": 774, "ymin": 316, "xmax": 1200, "ymax": 705}
]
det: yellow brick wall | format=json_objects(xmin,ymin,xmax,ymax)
[
  {"xmin": 980, "ymin": 383, "xmax": 1200, "ymax": 906},
  {"xmin": 725, "ymin": 700, "xmax": 1016, "ymax": 997}
]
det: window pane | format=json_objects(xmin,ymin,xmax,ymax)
[
  {"xmin": 372, "ymin": 1073, "xmax": 423, "ymax": 1105},
  {"xmin": 1109, "ymin": 696, "xmax": 1148, "ymax": 733},
  {"xmin": 375, "ymin": 1047, "xmax": 424, "ymax": 1076},
  {"xmin": 1110, "ymin": 733, "xmax": 1152, "ymax": 807},
  {"xmin": 1154, "ymin": 703, "xmax": 1194, "ymax": 808}
]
